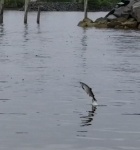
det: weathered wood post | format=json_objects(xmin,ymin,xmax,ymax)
[
  {"xmin": 24, "ymin": 0, "xmax": 30, "ymax": 24},
  {"xmin": 84, "ymin": 0, "xmax": 88, "ymax": 19},
  {"xmin": 37, "ymin": 5, "xmax": 40, "ymax": 24},
  {"xmin": 0, "ymin": 0, "xmax": 4, "ymax": 24}
]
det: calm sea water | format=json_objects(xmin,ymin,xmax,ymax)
[{"xmin": 0, "ymin": 11, "xmax": 140, "ymax": 150}]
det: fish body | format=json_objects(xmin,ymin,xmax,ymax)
[{"xmin": 80, "ymin": 82, "xmax": 97, "ymax": 102}]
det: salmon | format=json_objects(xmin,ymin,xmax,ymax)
[{"xmin": 80, "ymin": 82, "xmax": 97, "ymax": 103}]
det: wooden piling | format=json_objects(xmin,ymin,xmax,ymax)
[
  {"xmin": 0, "ymin": 0, "xmax": 4, "ymax": 24},
  {"xmin": 37, "ymin": 5, "xmax": 40, "ymax": 24},
  {"xmin": 84, "ymin": 0, "xmax": 88, "ymax": 19},
  {"xmin": 24, "ymin": 0, "xmax": 30, "ymax": 24}
]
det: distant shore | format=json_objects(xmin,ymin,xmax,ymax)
[{"xmin": 17, "ymin": 2, "xmax": 111, "ymax": 12}]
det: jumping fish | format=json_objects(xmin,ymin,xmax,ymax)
[{"xmin": 80, "ymin": 82, "xmax": 97, "ymax": 106}]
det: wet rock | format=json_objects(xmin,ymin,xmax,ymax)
[
  {"xmin": 121, "ymin": 19, "xmax": 138, "ymax": 28},
  {"xmin": 114, "ymin": 6, "xmax": 126, "ymax": 17},
  {"xmin": 78, "ymin": 21, "xmax": 87, "ymax": 27},
  {"xmin": 114, "ymin": 25, "xmax": 124, "ymax": 29},
  {"xmin": 93, "ymin": 17, "xmax": 108, "ymax": 28},
  {"xmin": 107, "ymin": 14, "xmax": 117, "ymax": 20},
  {"xmin": 132, "ymin": 1, "xmax": 140, "ymax": 22},
  {"xmin": 107, "ymin": 20, "xmax": 122, "ymax": 28},
  {"xmin": 138, "ymin": 23, "xmax": 140, "ymax": 29},
  {"xmin": 115, "ymin": 17, "xmax": 128, "ymax": 22},
  {"xmin": 78, "ymin": 18, "xmax": 94, "ymax": 27},
  {"xmin": 93, "ymin": 22, "xmax": 108, "ymax": 28},
  {"xmin": 95, "ymin": 17, "xmax": 108, "ymax": 23},
  {"xmin": 107, "ymin": 17, "xmax": 127, "ymax": 28}
]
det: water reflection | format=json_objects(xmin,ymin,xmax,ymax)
[
  {"xmin": 81, "ymin": 29, "xmax": 87, "ymax": 49},
  {"xmin": 23, "ymin": 24, "xmax": 29, "ymax": 41},
  {"xmin": 0, "ymin": 24, "xmax": 4, "ymax": 34},
  {"xmin": 37, "ymin": 24, "xmax": 41, "ymax": 34},
  {"xmin": 80, "ymin": 29, "xmax": 88, "ymax": 72},
  {"xmin": 80, "ymin": 105, "xmax": 97, "ymax": 127},
  {"xmin": 0, "ymin": 24, "xmax": 4, "ymax": 43}
]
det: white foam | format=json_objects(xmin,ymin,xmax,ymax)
[{"xmin": 92, "ymin": 101, "xmax": 98, "ymax": 106}]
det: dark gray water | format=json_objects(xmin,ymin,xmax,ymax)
[{"xmin": 0, "ymin": 11, "xmax": 140, "ymax": 150}]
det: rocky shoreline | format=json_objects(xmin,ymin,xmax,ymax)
[
  {"xmin": 20, "ymin": 2, "xmax": 111, "ymax": 12},
  {"xmin": 78, "ymin": 0, "xmax": 140, "ymax": 30}
]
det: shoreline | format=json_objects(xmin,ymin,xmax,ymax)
[{"xmin": 6, "ymin": 2, "xmax": 111, "ymax": 12}]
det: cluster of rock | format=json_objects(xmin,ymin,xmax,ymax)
[
  {"xmin": 23, "ymin": 2, "xmax": 83, "ymax": 11},
  {"xmin": 78, "ymin": 0, "xmax": 140, "ymax": 29}
]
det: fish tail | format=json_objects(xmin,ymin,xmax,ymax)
[{"xmin": 92, "ymin": 97, "xmax": 97, "ymax": 102}]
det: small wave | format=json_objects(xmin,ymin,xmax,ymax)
[{"xmin": 122, "ymin": 113, "xmax": 140, "ymax": 116}]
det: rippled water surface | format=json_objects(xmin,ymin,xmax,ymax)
[{"xmin": 0, "ymin": 11, "xmax": 140, "ymax": 150}]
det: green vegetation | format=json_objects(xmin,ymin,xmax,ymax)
[
  {"xmin": 5, "ymin": 0, "xmax": 24, "ymax": 8},
  {"xmin": 4, "ymin": 0, "xmax": 120, "ymax": 9},
  {"xmin": 88, "ymin": 0, "xmax": 120, "ymax": 9}
]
